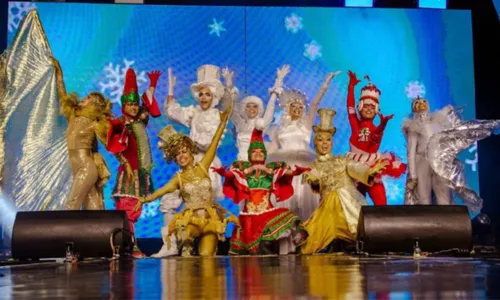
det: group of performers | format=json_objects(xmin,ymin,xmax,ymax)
[{"xmin": 47, "ymin": 53, "xmax": 500, "ymax": 259}]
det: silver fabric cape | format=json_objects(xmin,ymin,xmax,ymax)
[
  {"xmin": 0, "ymin": 9, "xmax": 71, "ymax": 211},
  {"xmin": 404, "ymin": 107, "xmax": 500, "ymax": 213}
]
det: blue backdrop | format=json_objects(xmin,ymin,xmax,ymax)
[{"xmin": 7, "ymin": 2, "xmax": 477, "ymax": 238}]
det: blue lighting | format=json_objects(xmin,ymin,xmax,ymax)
[
  {"xmin": 419, "ymin": 0, "xmax": 447, "ymax": 9},
  {"xmin": 345, "ymin": 0, "xmax": 373, "ymax": 7}
]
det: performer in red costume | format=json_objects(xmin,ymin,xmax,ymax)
[
  {"xmin": 107, "ymin": 68, "xmax": 162, "ymax": 257},
  {"xmin": 212, "ymin": 122, "xmax": 309, "ymax": 255},
  {"xmin": 346, "ymin": 70, "xmax": 406, "ymax": 205}
]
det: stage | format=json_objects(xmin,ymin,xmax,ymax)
[{"xmin": 0, "ymin": 255, "xmax": 499, "ymax": 299}]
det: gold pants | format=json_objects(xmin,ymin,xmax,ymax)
[
  {"xmin": 66, "ymin": 149, "xmax": 103, "ymax": 210},
  {"xmin": 170, "ymin": 207, "xmax": 228, "ymax": 257}
]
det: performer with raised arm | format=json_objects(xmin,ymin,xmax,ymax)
[
  {"xmin": 212, "ymin": 123, "xmax": 309, "ymax": 255},
  {"xmin": 106, "ymin": 68, "xmax": 162, "ymax": 258},
  {"xmin": 267, "ymin": 71, "xmax": 340, "ymax": 220},
  {"xmin": 345, "ymin": 71, "xmax": 406, "ymax": 206},
  {"xmin": 51, "ymin": 57, "xmax": 113, "ymax": 210},
  {"xmin": 136, "ymin": 102, "xmax": 239, "ymax": 257},
  {"xmin": 232, "ymin": 65, "xmax": 290, "ymax": 161},
  {"xmin": 301, "ymin": 108, "xmax": 387, "ymax": 254},
  {"xmin": 403, "ymin": 95, "xmax": 500, "ymax": 213},
  {"xmin": 164, "ymin": 65, "xmax": 237, "ymax": 200},
  {"xmin": 266, "ymin": 71, "xmax": 339, "ymax": 253}
]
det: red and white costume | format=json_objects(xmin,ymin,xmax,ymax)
[{"xmin": 346, "ymin": 75, "xmax": 406, "ymax": 205}]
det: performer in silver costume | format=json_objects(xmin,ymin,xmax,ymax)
[{"xmin": 403, "ymin": 95, "xmax": 500, "ymax": 212}]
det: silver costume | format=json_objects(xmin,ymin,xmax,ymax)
[{"xmin": 403, "ymin": 102, "xmax": 500, "ymax": 212}]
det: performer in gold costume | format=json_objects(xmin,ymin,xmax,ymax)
[
  {"xmin": 300, "ymin": 109, "xmax": 387, "ymax": 254},
  {"xmin": 136, "ymin": 101, "xmax": 238, "ymax": 257},
  {"xmin": 52, "ymin": 57, "xmax": 112, "ymax": 210}
]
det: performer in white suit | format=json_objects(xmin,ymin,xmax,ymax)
[
  {"xmin": 403, "ymin": 96, "xmax": 457, "ymax": 205},
  {"xmin": 231, "ymin": 65, "xmax": 290, "ymax": 161},
  {"xmin": 152, "ymin": 65, "xmax": 237, "ymax": 257}
]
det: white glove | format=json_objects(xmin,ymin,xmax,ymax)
[
  {"xmin": 270, "ymin": 64, "xmax": 290, "ymax": 94},
  {"xmin": 322, "ymin": 71, "xmax": 341, "ymax": 89},
  {"xmin": 222, "ymin": 67, "xmax": 234, "ymax": 89},
  {"xmin": 168, "ymin": 68, "xmax": 176, "ymax": 96}
]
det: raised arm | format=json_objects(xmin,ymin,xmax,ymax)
[
  {"xmin": 51, "ymin": 57, "xmax": 77, "ymax": 119},
  {"xmin": 141, "ymin": 70, "xmax": 162, "ymax": 118},
  {"xmin": 164, "ymin": 68, "xmax": 192, "ymax": 127},
  {"xmin": 199, "ymin": 103, "xmax": 232, "ymax": 170},
  {"xmin": 307, "ymin": 72, "xmax": 339, "ymax": 126},
  {"xmin": 347, "ymin": 70, "xmax": 361, "ymax": 133},
  {"xmin": 263, "ymin": 65, "xmax": 290, "ymax": 128}
]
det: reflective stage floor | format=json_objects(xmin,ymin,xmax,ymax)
[{"xmin": 1, "ymin": 255, "xmax": 500, "ymax": 299}]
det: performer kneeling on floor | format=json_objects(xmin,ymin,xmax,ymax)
[{"xmin": 135, "ymin": 100, "xmax": 239, "ymax": 257}]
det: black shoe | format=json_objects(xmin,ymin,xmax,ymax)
[{"xmin": 258, "ymin": 240, "xmax": 278, "ymax": 255}]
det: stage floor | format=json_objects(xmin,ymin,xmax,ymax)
[{"xmin": 1, "ymin": 255, "xmax": 500, "ymax": 299}]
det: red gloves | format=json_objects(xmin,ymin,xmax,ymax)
[
  {"xmin": 291, "ymin": 165, "xmax": 311, "ymax": 176},
  {"xmin": 348, "ymin": 70, "xmax": 361, "ymax": 87},
  {"xmin": 147, "ymin": 70, "xmax": 162, "ymax": 88},
  {"xmin": 211, "ymin": 166, "xmax": 228, "ymax": 177}
]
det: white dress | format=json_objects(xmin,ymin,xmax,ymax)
[{"xmin": 266, "ymin": 119, "xmax": 319, "ymax": 220}]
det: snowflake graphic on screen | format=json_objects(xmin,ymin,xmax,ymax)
[
  {"xmin": 385, "ymin": 180, "xmax": 402, "ymax": 201},
  {"xmin": 208, "ymin": 18, "xmax": 226, "ymax": 37},
  {"xmin": 140, "ymin": 201, "xmax": 160, "ymax": 220},
  {"xmin": 465, "ymin": 141, "xmax": 478, "ymax": 172},
  {"xmin": 405, "ymin": 81, "xmax": 426, "ymax": 98},
  {"xmin": 98, "ymin": 59, "xmax": 147, "ymax": 105},
  {"xmin": 8, "ymin": 2, "xmax": 36, "ymax": 32},
  {"xmin": 284, "ymin": 13, "xmax": 303, "ymax": 34},
  {"xmin": 304, "ymin": 41, "xmax": 323, "ymax": 61}
]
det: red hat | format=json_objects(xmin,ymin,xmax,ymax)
[
  {"xmin": 358, "ymin": 75, "xmax": 381, "ymax": 113},
  {"xmin": 248, "ymin": 121, "xmax": 267, "ymax": 158},
  {"xmin": 121, "ymin": 68, "xmax": 140, "ymax": 106}
]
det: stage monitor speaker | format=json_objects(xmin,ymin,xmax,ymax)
[
  {"xmin": 12, "ymin": 210, "xmax": 133, "ymax": 259},
  {"xmin": 357, "ymin": 205, "xmax": 472, "ymax": 254}
]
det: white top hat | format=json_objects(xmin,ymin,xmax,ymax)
[{"xmin": 190, "ymin": 64, "xmax": 225, "ymax": 107}]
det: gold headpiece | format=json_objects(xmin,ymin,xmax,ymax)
[
  {"xmin": 158, "ymin": 125, "xmax": 197, "ymax": 163},
  {"xmin": 313, "ymin": 108, "xmax": 336, "ymax": 135}
]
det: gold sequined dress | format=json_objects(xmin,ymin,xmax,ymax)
[
  {"xmin": 300, "ymin": 154, "xmax": 371, "ymax": 254},
  {"xmin": 167, "ymin": 163, "xmax": 234, "ymax": 244}
]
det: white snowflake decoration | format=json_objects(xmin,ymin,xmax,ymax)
[
  {"xmin": 304, "ymin": 40, "xmax": 322, "ymax": 61},
  {"xmin": 465, "ymin": 141, "xmax": 478, "ymax": 172},
  {"xmin": 208, "ymin": 18, "xmax": 226, "ymax": 37},
  {"xmin": 385, "ymin": 180, "xmax": 403, "ymax": 201},
  {"xmin": 8, "ymin": 2, "xmax": 36, "ymax": 33},
  {"xmin": 284, "ymin": 13, "xmax": 303, "ymax": 34},
  {"xmin": 405, "ymin": 81, "xmax": 426, "ymax": 99},
  {"xmin": 98, "ymin": 59, "xmax": 147, "ymax": 105},
  {"xmin": 140, "ymin": 201, "xmax": 160, "ymax": 220}
]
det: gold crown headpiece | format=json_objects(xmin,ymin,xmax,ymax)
[{"xmin": 158, "ymin": 125, "xmax": 197, "ymax": 163}]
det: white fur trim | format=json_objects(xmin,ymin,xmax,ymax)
[
  {"xmin": 240, "ymin": 95, "xmax": 264, "ymax": 118},
  {"xmin": 360, "ymin": 89, "xmax": 380, "ymax": 100},
  {"xmin": 255, "ymin": 118, "xmax": 265, "ymax": 131}
]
